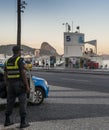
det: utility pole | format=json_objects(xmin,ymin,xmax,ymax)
[
  {"xmin": 62, "ymin": 22, "xmax": 68, "ymax": 32},
  {"xmin": 17, "ymin": 0, "xmax": 27, "ymax": 48}
]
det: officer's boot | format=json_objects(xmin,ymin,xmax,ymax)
[
  {"xmin": 20, "ymin": 117, "xmax": 30, "ymax": 128},
  {"xmin": 4, "ymin": 115, "xmax": 14, "ymax": 127}
]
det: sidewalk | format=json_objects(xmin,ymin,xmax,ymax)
[{"xmin": 1, "ymin": 117, "xmax": 109, "ymax": 130}]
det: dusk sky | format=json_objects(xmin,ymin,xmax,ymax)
[{"xmin": 0, "ymin": 0, "xmax": 109, "ymax": 54}]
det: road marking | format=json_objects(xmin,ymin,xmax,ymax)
[{"xmin": 61, "ymin": 78, "xmax": 91, "ymax": 82}]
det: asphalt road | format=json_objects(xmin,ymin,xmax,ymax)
[
  {"xmin": 0, "ymin": 71, "xmax": 109, "ymax": 130},
  {"xmin": 32, "ymin": 71, "xmax": 109, "ymax": 93}
]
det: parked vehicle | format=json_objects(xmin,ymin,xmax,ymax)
[
  {"xmin": 27, "ymin": 71, "xmax": 49, "ymax": 105},
  {"xmin": 0, "ymin": 68, "xmax": 49, "ymax": 105},
  {"xmin": 0, "ymin": 62, "xmax": 4, "ymax": 68}
]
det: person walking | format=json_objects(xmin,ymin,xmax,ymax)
[{"xmin": 4, "ymin": 45, "xmax": 30, "ymax": 128}]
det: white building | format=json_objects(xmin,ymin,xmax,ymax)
[
  {"xmin": 64, "ymin": 32, "xmax": 84, "ymax": 57},
  {"xmin": 63, "ymin": 31, "xmax": 102, "ymax": 68}
]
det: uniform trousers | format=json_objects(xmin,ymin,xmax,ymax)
[{"xmin": 5, "ymin": 80, "xmax": 27, "ymax": 119}]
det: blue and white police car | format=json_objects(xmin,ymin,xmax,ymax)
[{"xmin": 0, "ymin": 68, "xmax": 49, "ymax": 105}]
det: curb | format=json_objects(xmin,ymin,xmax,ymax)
[{"xmin": 32, "ymin": 68, "xmax": 109, "ymax": 75}]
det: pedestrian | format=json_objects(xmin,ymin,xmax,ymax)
[
  {"xmin": 72, "ymin": 58, "xmax": 76, "ymax": 68},
  {"xmin": 4, "ymin": 45, "xmax": 30, "ymax": 128},
  {"xmin": 46, "ymin": 59, "xmax": 49, "ymax": 69},
  {"xmin": 42, "ymin": 59, "xmax": 45, "ymax": 67}
]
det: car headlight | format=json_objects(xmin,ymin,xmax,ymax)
[{"xmin": 44, "ymin": 80, "xmax": 48, "ymax": 86}]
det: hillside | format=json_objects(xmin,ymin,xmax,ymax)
[
  {"xmin": 0, "ymin": 44, "xmax": 36, "ymax": 55},
  {"xmin": 0, "ymin": 43, "xmax": 59, "ymax": 56},
  {"xmin": 40, "ymin": 42, "xmax": 59, "ymax": 56}
]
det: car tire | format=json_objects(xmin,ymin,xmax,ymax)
[{"xmin": 33, "ymin": 87, "xmax": 44, "ymax": 105}]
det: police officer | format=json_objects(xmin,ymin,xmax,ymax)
[{"xmin": 4, "ymin": 45, "xmax": 30, "ymax": 128}]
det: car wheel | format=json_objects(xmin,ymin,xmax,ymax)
[{"xmin": 33, "ymin": 87, "xmax": 44, "ymax": 105}]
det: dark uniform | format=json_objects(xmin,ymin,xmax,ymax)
[
  {"xmin": 5, "ymin": 56, "xmax": 27, "ymax": 117},
  {"xmin": 4, "ymin": 46, "xmax": 30, "ymax": 128}
]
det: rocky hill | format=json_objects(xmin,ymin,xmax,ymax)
[
  {"xmin": 40, "ymin": 42, "xmax": 59, "ymax": 56},
  {"xmin": 0, "ymin": 42, "xmax": 59, "ymax": 56},
  {"xmin": 0, "ymin": 44, "xmax": 36, "ymax": 55}
]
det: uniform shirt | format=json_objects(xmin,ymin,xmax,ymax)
[{"xmin": 4, "ymin": 55, "xmax": 26, "ymax": 81}]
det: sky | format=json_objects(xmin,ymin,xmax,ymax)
[{"xmin": 0, "ymin": 0, "xmax": 109, "ymax": 55}]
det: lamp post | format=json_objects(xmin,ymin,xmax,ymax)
[
  {"xmin": 62, "ymin": 22, "xmax": 71, "ymax": 32},
  {"xmin": 17, "ymin": 0, "xmax": 27, "ymax": 48},
  {"xmin": 62, "ymin": 22, "xmax": 68, "ymax": 32}
]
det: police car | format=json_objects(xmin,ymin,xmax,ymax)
[
  {"xmin": 0, "ymin": 62, "xmax": 4, "ymax": 68},
  {"xmin": 0, "ymin": 68, "xmax": 49, "ymax": 105}
]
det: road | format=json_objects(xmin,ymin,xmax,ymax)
[
  {"xmin": 0, "ymin": 71, "xmax": 109, "ymax": 129},
  {"xmin": 32, "ymin": 71, "xmax": 109, "ymax": 93}
]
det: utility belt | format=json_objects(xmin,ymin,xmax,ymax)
[{"xmin": 7, "ymin": 79, "xmax": 26, "ymax": 95}]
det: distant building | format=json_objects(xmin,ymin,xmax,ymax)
[
  {"xmin": 64, "ymin": 32, "xmax": 84, "ymax": 57},
  {"xmin": 34, "ymin": 49, "xmax": 40, "ymax": 57},
  {"xmin": 63, "ymin": 31, "xmax": 101, "ymax": 68}
]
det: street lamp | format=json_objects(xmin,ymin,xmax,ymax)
[
  {"xmin": 62, "ymin": 22, "xmax": 71, "ymax": 32},
  {"xmin": 62, "ymin": 22, "xmax": 68, "ymax": 32},
  {"xmin": 17, "ymin": 0, "xmax": 27, "ymax": 48}
]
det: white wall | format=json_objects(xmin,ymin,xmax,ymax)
[
  {"xmin": 64, "ymin": 32, "xmax": 84, "ymax": 57},
  {"xmin": 64, "ymin": 45, "xmax": 83, "ymax": 57}
]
